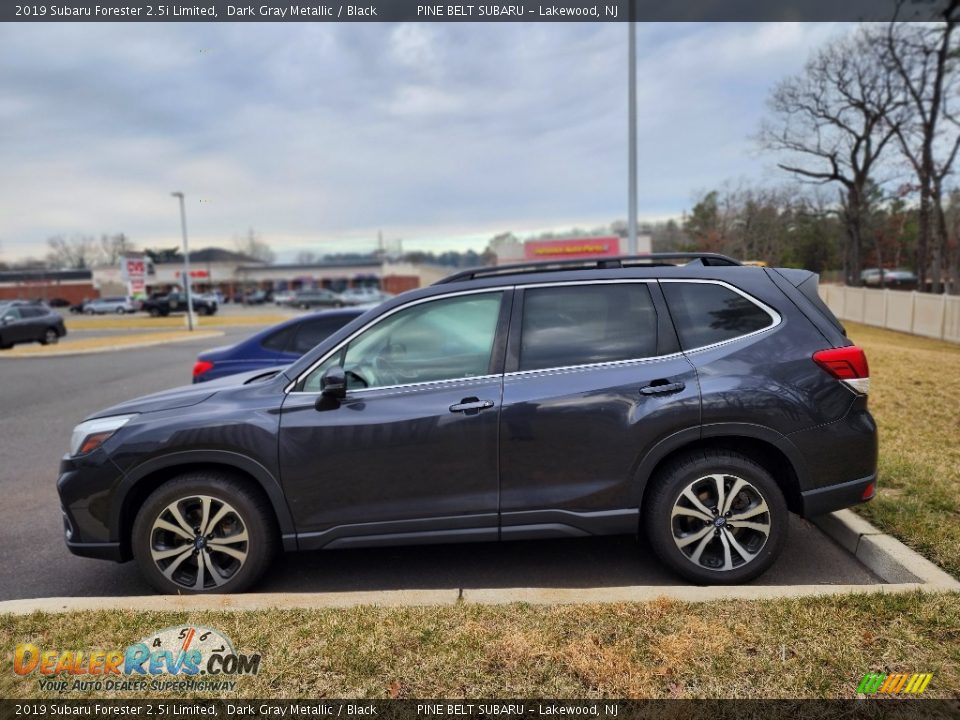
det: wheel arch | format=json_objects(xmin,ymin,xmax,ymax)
[
  {"xmin": 635, "ymin": 424, "xmax": 808, "ymax": 516},
  {"xmin": 113, "ymin": 450, "xmax": 297, "ymax": 560}
]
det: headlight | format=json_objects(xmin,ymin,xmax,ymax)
[{"xmin": 69, "ymin": 415, "xmax": 137, "ymax": 456}]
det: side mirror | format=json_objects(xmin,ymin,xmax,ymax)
[{"xmin": 320, "ymin": 366, "xmax": 347, "ymax": 399}]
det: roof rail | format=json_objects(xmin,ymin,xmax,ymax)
[{"xmin": 434, "ymin": 252, "xmax": 742, "ymax": 285}]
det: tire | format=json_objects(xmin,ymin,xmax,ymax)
[
  {"xmin": 643, "ymin": 449, "xmax": 788, "ymax": 585},
  {"xmin": 197, "ymin": 305, "xmax": 210, "ymax": 316},
  {"xmin": 131, "ymin": 471, "xmax": 278, "ymax": 595},
  {"xmin": 116, "ymin": 307, "xmax": 125, "ymax": 314},
  {"xmin": 148, "ymin": 307, "xmax": 160, "ymax": 317},
  {"xmin": 84, "ymin": 308, "xmax": 95, "ymax": 315},
  {"xmin": 40, "ymin": 328, "xmax": 59, "ymax": 345}
]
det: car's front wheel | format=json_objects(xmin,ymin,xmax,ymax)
[
  {"xmin": 40, "ymin": 328, "xmax": 59, "ymax": 345},
  {"xmin": 131, "ymin": 472, "xmax": 277, "ymax": 594},
  {"xmin": 644, "ymin": 449, "xmax": 788, "ymax": 585}
]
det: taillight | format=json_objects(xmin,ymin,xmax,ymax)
[
  {"xmin": 812, "ymin": 346, "xmax": 870, "ymax": 395},
  {"xmin": 193, "ymin": 360, "xmax": 214, "ymax": 379}
]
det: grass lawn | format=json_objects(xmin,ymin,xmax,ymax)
[
  {"xmin": 843, "ymin": 322, "xmax": 960, "ymax": 578},
  {"xmin": 1, "ymin": 592, "xmax": 959, "ymax": 699}
]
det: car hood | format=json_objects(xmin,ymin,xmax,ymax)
[{"xmin": 86, "ymin": 366, "xmax": 288, "ymax": 420}]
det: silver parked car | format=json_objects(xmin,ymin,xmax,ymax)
[{"xmin": 83, "ymin": 296, "xmax": 139, "ymax": 314}]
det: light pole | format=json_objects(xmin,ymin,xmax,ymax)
[
  {"xmin": 171, "ymin": 191, "xmax": 195, "ymax": 331},
  {"xmin": 627, "ymin": 6, "xmax": 638, "ymax": 255}
]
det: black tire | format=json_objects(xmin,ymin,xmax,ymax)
[
  {"xmin": 644, "ymin": 449, "xmax": 788, "ymax": 585},
  {"xmin": 197, "ymin": 305, "xmax": 210, "ymax": 316},
  {"xmin": 131, "ymin": 471, "xmax": 278, "ymax": 595},
  {"xmin": 148, "ymin": 307, "xmax": 160, "ymax": 317},
  {"xmin": 40, "ymin": 327, "xmax": 59, "ymax": 345},
  {"xmin": 116, "ymin": 307, "xmax": 125, "ymax": 314}
]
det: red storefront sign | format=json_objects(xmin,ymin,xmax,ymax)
[{"xmin": 523, "ymin": 236, "xmax": 621, "ymax": 260}]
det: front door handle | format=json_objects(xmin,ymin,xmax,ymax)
[
  {"xmin": 449, "ymin": 397, "xmax": 495, "ymax": 413},
  {"xmin": 640, "ymin": 381, "xmax": 686, "ymax": 395}
]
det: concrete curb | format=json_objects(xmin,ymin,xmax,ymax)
[
  {"xmin": 0, "ymin": 581, "xmax": 953, "ymax": 616},
  {"xmin": 812, "ymin": 509, "xmax": 960, "ymax": 586},
  {"xmin": 1, "ymin": 511, "xmax": 955, "ymax": 616}
]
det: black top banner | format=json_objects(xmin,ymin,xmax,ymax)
[{"xmin": 1, "ymin": 0, "xmax": 955, "ymax": 23}]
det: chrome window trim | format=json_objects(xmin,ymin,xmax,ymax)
[
  {"xmin": 285, "ymin": 277, "xmax": 781, "ymax": 394},
  {"xmin": 504, "ymin": 352, "xmax": 684, "ymax": 380},
  {"xmin": 285, "ymin": 287, "xmax": 507, "ymax": 394}
]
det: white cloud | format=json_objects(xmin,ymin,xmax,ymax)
[{"xmin": 0, "ymin": 22, "xmax": 854, "ymax": 260}]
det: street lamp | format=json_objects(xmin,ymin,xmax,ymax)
[
  {"xmin": 171, "ymin": 191, "xmax": 195, "ymax": 331},
  {"xmin": 627, "ymin": 5, "xmax": 638, "ymax": 255}
]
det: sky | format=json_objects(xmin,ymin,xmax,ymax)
[{"xmin": 0, "ymin": 21, "xmax": 849, "ymax": 262}]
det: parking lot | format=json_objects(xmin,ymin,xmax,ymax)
[{"xmin": 0, "ymin": 313, "xmax": 882, "ymax": 601}]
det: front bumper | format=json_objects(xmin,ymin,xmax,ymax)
[
  {"xmin": 58, "ymin": 450, "xmax": 129, "ymax": 563},
  {"xmin": 800, "ymin": 472, "xmax": 876, "ymax": 517}
]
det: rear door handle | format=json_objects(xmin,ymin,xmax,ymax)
[
  {"xmin": 640, "ymin": 381, "xmax": 685, "ymax": 395},
  {"xmin": 449, "ymin": 398, "xmax": 495, "ymax": 413}
]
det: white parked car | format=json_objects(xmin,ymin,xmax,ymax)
[
  {"xmin": 337, "ymin": 287, "xmax": 393, "ymax": 306},
  {"xmin": 83, "ymin": 296, "xmax": 140, "ymax": 314}
]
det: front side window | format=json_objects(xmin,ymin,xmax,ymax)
[
  {"xmin": 302, "ymin": 292, "xmax": 503, "ymax": 392},
  {"xmin": 661, "ymin": 282, "xmax": 774, "ymax": 350},
  {"xmin": 518, "ymin": 283, "xmax": 658, "ymax": 372}
]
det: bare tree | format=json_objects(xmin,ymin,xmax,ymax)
[
  {"xmin": 99, "ymin": 233, "xmax": 136, "ymax": 265},
  {"xmin": 759, "ymin": 27, "xmax": 905, "ymax": 286},
  {"xmin": 885, "ymin": 3, "xmax": 960, "ymax": 293},
  {"xmin": 295, "ymin": 250, "xmax": 319, "ymax": 265},
  {"xmin": 233, "ymin": 228, "xmax": 275, "ymax": 264},
  {"xmin": 46, "ymin": 235, "xmax": 97, "ymax": 269}
]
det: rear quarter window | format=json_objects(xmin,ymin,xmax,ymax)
[{"xmin": 661, "ymin": 281, "xmax": 775, "ymax": 350}]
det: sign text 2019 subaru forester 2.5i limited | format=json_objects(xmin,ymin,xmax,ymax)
[{"xmin": 58, "ymin": 254, "xmax": 877, "ymax": 594}]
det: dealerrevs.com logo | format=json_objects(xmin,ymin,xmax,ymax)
[{"xmin": 13, "ymin": 625, "xmax": 260, "ymax": 693}]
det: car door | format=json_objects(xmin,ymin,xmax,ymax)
[
  {"xmin": 278, "ymin": 289, "xmax": 511, "ymax": 549},
  {"xmin": 498, "ymin": 281, "xmax": 701, "ymax": 538},
  {"xmin": 1, "ymin": 307, "xmax": 28, "ymax": 343}
]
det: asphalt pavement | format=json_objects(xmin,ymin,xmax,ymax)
[{"xmin": 0, "ymin": 326, "xmax": 880, "ymax": 601}]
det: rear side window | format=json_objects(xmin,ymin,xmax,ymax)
[
  {"xmin": 662, "ymin": 282, "xmax": 774, "ymax": 350},
  {"xmin": 290, "ymin": 315, "xmax": 355, "ymax": 354},
  {"xmin": 261, "ymin": 325, "xmax": 297, "ymax": 352},
  {"xmin": 519, "ymin": 283, "xmax": 658, "ymax": 372},
  {"xmin": 20, "ymin": 307, "xmax": 47, "ymax": 318}
]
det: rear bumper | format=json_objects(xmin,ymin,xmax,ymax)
[{"xmin": 800, "ymin": 472, "xmax": 876, "ymax": 517}]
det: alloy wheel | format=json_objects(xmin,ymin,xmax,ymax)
[
  {"xmin": 670, "ymin": 473, "xmax": 771, "ymax": 572},
  {"xmin": 149, "ymin": 495, "xmax": 249, "ymax": 591}
]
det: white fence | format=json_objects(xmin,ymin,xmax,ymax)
[{"xmin": 819, "ymin": 285, "xmax": 960, "ymax": 344}]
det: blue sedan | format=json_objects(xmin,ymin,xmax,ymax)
[{"xmin": 192, "ymin": 307, "xmax": 366, "ymax": 383}]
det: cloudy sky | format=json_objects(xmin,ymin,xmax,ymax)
[{"xmin": 0, "ymin": 21, "xmax": 848, "ymax": 261}]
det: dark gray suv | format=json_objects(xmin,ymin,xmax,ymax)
[{"xmin": 58, "ymin": 254, "xmax": 877, "ymax": 593}]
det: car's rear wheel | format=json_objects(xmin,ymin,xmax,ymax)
[
  {"xmin": 132, "ymin": 472, "xmax": 277, "ymax": 594},
  {"xmin": 40, "ymin": 328, "xmax": 59, "ymax": 345},
  {"xmin": 115, "ymin": 307, "xmax": 125, "ymax": 314},
  {"xmin": 148, "ymin": 307, "xmax": 160, "ymax": 317},
  {"xmin": 644, "ymin": 449, "xmax": 787, "ymax": 585}
]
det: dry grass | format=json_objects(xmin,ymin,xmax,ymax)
[
  {"xmin": 64, "ymin": 314, "xmax": 292, "ymax": 331},
  {"xmin": 1, "ymin": 592, "xmax": 958, "ymax": 699},
  {"xmin": 844, "ymin": 322, "xmax": 960, "ymax": 577},
  {"xmin": 0, "ymin": 330, "xmax": 224, "ymax": 357}
]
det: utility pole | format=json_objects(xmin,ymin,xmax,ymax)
[
  {"xmin": 627, "ymin": 5, "xmax": 638, "ymax": 255},
  {"xmin": 171, "ymin": 191, "xmax": 195, "ymax": 331}
]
